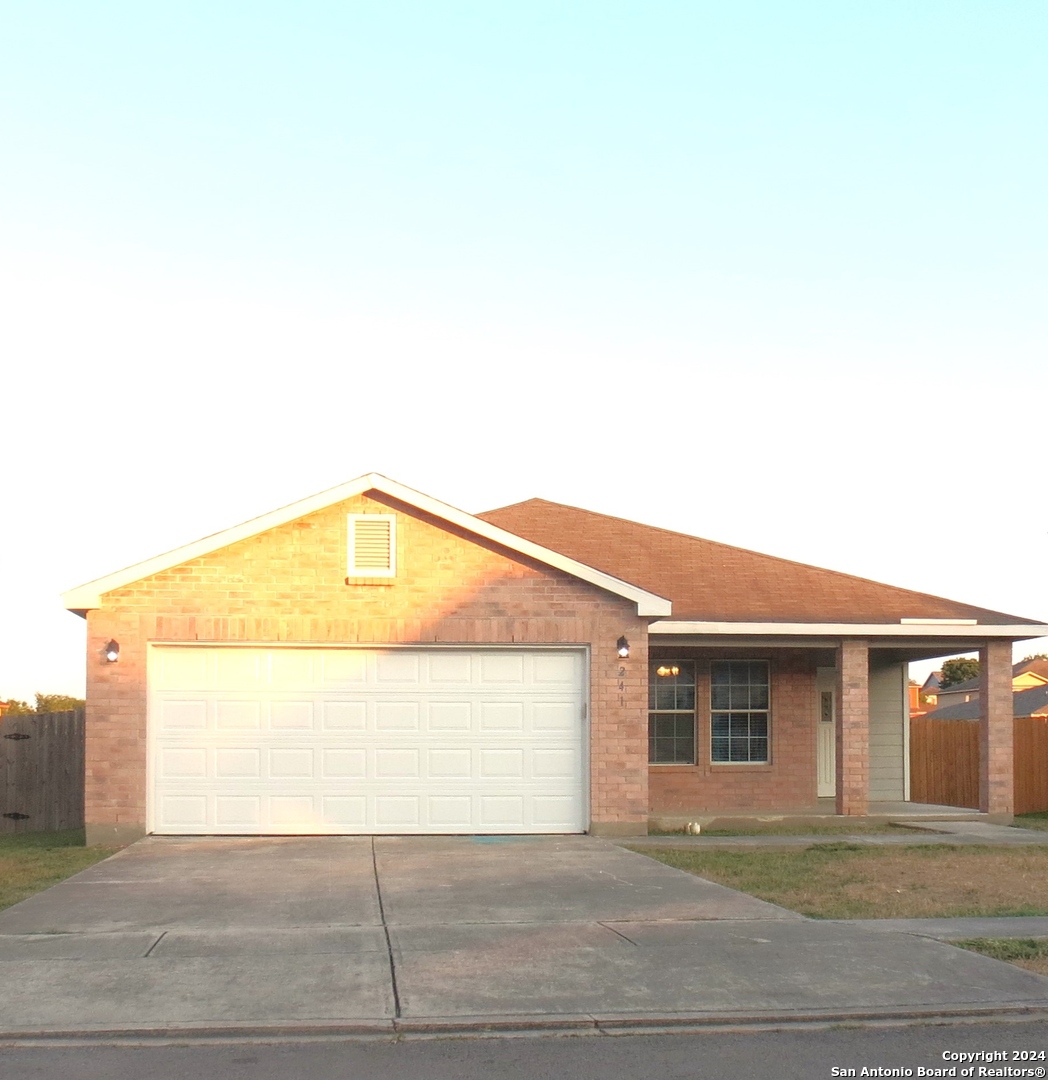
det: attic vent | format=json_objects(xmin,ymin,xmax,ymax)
[{"xmin": 348, "ymin": 514, "xmax": 396, "ymax": 578}]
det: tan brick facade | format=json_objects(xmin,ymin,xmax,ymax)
[
  {"xmin": 980, "ymin": 639, "xmax": 1014, "ymax": 817},
  {"xmin": 836, "ymin": 639, "xmax": 869, "ymax": 816},
  {"xmin": 85, "ymin": 492, "xmax": 648, "ymax": 841}
]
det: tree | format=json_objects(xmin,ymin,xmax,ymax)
[
  {"xmin": 1022, "ymin": 653, "xmax": 1048, "ymax": 663},
  {"xmin": 1, "ymin": 698, "xmax": 33, "ymax": 715},
  {"xmin": 0, "ymin": 694, "xmax": 85, "ymax": 716},
  {"xmin": 33, "ymin": 693, "xmax": 85, "ymax": 713},
  {"xmin": 939, "ymin": 657, "xmax": 980, "ymax": 689}
]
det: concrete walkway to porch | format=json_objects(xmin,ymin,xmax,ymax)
[{"xmin": 629, "ymin": 815, "xmax": 1048, "ymax": 850}]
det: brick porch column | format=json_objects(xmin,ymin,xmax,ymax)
[
  {"xmin": 979, "ymin": 640, "xmax": 1014, "ymax": 819},
  {"xmin": 836, "ymin": 639, "xmax": 869, "ymax": 816}
]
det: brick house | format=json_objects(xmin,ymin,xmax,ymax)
[{"xmin": 63, "ymin": 474, "xmax": 1048, "ymax": 844}]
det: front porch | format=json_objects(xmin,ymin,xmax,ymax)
[{"xmin": 646, "ymin": 630, "xmax": 1022, "ymax": 824}]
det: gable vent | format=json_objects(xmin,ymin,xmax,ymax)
[{"xmin": 348, "ymin": 514, "xmax": 396, "ymax": 577}]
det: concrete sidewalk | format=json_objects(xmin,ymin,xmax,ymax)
[
  {"xmin": 0, "ymin": 835, "xmax": 1046, "ymax": 1040},
  {"xmin": 627, "ymin": 820, "xmax": 1048, "ymax": 849}
]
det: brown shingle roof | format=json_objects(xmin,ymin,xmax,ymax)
[{"xmin": 477, "ymin": 499, "xmax": 1040, "ymax": 626}]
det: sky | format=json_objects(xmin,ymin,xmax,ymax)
[{"xmin": 1, "ymin": 1, "xmax": 1046, "ymax": 702}]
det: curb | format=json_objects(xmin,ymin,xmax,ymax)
[{"xmin": 4, "ymin": 1002, "xmax": 1048, "ymax": 1044}]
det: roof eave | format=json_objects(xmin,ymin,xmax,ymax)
[{"xmin": 649, "ymin": 621, "xmax": 1048, "ymax": 639}]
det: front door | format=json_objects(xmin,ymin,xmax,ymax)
[{"xmin": 816, "ymin": 667, "xmax": 836, "ymax": 798}]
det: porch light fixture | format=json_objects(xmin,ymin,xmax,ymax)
[
  {"xmin": 616, "ymin": 636, "xmax": 630, "ymax": 659},
  {"xmin": 656, "ymin": 665, "xmax": 680, "ymax": 677},
  {"xmin": 104, "ymin": 639, "xmax": 120, "ymax": 663}
]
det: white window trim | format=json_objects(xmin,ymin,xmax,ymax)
[{"xmin": 347, "ymin": 513, "xmax": 396, "ymax": 578}]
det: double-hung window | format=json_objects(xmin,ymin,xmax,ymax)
[
  {"xmin": 710, "ymin": 660, "xmax": 769, "ymax": 763},
  {"xmin": 648, "ymin": 662, "xmax": 695, "ymax": 764}
]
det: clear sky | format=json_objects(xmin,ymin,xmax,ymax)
[{"xmin": 1, "ymin": 1, "xmax": 1045, "ymax": 702}]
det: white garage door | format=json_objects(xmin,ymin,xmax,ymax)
[{"xmin": 149, "ymin": 646, "xmax": 586, "ymax": 835}]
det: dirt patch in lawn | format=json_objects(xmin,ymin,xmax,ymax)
[
  {"xmin": 630, "ymin": 843, "xmax": 1048, "ymax": 919},
  {"xmin": 0, "ymin": 830, "xmax": 118, "ymax": 913}
]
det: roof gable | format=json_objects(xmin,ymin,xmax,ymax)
[
  {"xmin": 478, "ymin": 498, "xmax": 1044, "ymax": 629},
  {"xmin": 62, "ymin": 475, "xmax": 671, "ymax": 616}
]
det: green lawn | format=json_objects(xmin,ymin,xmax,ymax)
[
  {"xmin": 955, "ymin": 938, "xmax": 1048, "ymax": 976},
  {"xmin": 631, "ymin": 842, "xmax": 1048, "ymax": 919},
  {"xmin": 1017, "ymin": 812, "xmax": 1048, "ymax": 831},
  {"xmin": 0, "ymin": 830, "xmax": 118, "ymax": 912}
]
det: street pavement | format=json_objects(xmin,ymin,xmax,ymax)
[{"xmin": 0, "ymin": 829, "xmax": 1046, "ymax": 1040}]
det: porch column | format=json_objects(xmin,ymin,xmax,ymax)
[
  {"xmin": 836, "ymin": 639, "xmax": 869, "ymax": 816},
  {"xmin": 979, "ymin": 640, "xmax": 1014, "ymax": 819}
]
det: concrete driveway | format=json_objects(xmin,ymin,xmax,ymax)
[{"xmin": 1, "ymin": 835, "xmax": 1047, "ymax": 1036}]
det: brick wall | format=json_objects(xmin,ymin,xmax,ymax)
[
  {"xmin": 84, "ymin": 491, "xmax": 648, "ymax": 840},
  {"xmin": 647, "ymin": 649, "xmax": 818, "ymax": 814}
]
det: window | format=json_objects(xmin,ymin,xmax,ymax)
[
  {"xmin": 648, "ymin": 662, "xmax": 695, "ymax": 764},
  {"xmin": 710, "ymin": 660, "xmax": 769, "ymax": 763},
  {"xmin": 347, "ymin": 514, "xmax": 396, "ymax": 578}
]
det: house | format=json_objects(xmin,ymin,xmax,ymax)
[
  {"xmin": 934, "ymin": 659, "xmax": 1048, "ymax": 711},
  {"xmin": 62, "ymin": 473, "xmax": 1048, "ymax": 844},
  {"xmin": 921, "ymin": 684, "xmax": 1048, "ymax": 724},
  {"xmin": 919, "ymin": 670, "xmax": 943, "ymax": 706}
]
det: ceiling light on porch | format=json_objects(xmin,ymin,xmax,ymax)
[
  {"xmin": 104, "ymin": 640, "xmax": 120, "ymax": 663},
  {"xmin": 656, "ymin": 665, "xmax": 680, "ymax": 677},
  {"xmin": 616, "ymin": 636, "xmax": 630, "ymax": 659}
]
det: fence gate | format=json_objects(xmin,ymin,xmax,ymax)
[{"xmin": 0, "ymin": 709, "xmax": 85, "ymax": 833}]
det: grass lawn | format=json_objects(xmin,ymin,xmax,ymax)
[
  {"xmin": 0, "ymin": 830, "xmax": 118, "ymax": 913},
  {"xmin": 630, "ymin": 842, "xmax": 1048, "ymax": 919},
  {"xmin": 1017, "ymin": 812, "xmax": 1048, "ymax": 832},
  {"xmin": 955, "ymin": 938, "xmax": 1048, "ymax": 976}
]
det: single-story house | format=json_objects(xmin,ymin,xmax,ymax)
[{"xmin": 63, "ymin": 474, "xmax": 1048, "ymax": 844}]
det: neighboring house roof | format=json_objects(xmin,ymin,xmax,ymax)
[
  {"xmin": 61, "ymin": 474, "xmax": 671, "ymax": 617},
  {"xmin": 922, "ymin": 685, "xmax": 1048, "ymax": 722},
  {"xmin": 478, "ymin": 499, "xmax": 1044, "ymax": 628},
  {"xmin": 937, "ymin": 660, "xmax": 1048, "ymax": 698},
  {"xmin": 920, "ymin": 672, "xmax": 943, "ymax": 694}
]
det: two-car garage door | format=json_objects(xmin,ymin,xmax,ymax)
[{"xmin": 149, "ymin": 646, "xmax": 586, "ymax": 835}]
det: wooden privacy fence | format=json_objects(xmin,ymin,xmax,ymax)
[
  {"xmin": 0, "ymin": 709, "xmax": 85, "ymax": 833},
  {"xmin": 910, "ymin": 715, "xmax": 1048, "ymax": 814}
]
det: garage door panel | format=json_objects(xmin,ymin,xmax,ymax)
[
  {"xmin": 479, "ymin": 654, "xmax": 524, "ymax": 684},
  {"xmin": 215, "ymin": 748, "xmax": 261, "ymax": 778},
  {"xmin": 269, "ymin": 748, "xmax": 315, "ymax": 779},
  {"xmin": 375, "ymin": 652, "xmax": 420, "ymax": 683},
  {"xmin": 322, "ymin": 748, "xmax": 367, "ymax": 778},
  {"xmin": 215, "ymin": 650, "xmax": 263, "ymax": 686},
  {"xmin": 322, "ymin": 701, "xmax": 366, "ymax": 731},
  {"xmin": 270, "ymin": 701, "xmax": 314, "ymax": 730},
  {"xmin": 151, "ymin": 647, "xmax": 585, "ymax": 835},
  {"xmin": 215, "ymin": 796, "xmax": 260, "ymax": 827},
  {"xmin": 426, "ymin": 702, "xmax": 472, "ymax": 732},
  {"xmin": 479, "ymin": 702, "xmax": 524, "ymax": 731},
  {"xmin": 320, "ymin": 651, "xmax": 367, "ymax": 687},
  {"xmin": 375, "ymin": 701, "xmax": 419, "ymax": 731},
  {"xmin": 159, "ymin": 699, "xmax": 208, "ymax": 731},
  {"xmin": 215, "ymin": 701, "xmax": 261, "ymax": 730},
  {"xmin": 428, "ymin": 653, "xmax": 472, "ymax": 683}
]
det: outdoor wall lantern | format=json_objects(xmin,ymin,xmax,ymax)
[
  {"xmin": 616, "ymin": 636, "xmax": 630, "ymax": 659},
  {"xmin": 104, "ymin": 640, "xmax": 120, "ymax": 663}
]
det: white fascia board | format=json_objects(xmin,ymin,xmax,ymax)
[
  {"xmin": 649, "ymin": 621, "xmax": 1048, "ymax": 639},
  {"xmin": 62, "ymin": 472, "xmax": 671, "ymax": 617}
]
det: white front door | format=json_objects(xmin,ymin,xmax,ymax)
[
  {"xmin": 816, "ymin": 666, "xmax": 836, "ymax": 798},
  {"xmin": 149, "ymin": 645, "xmax": 587, "ymax": 835}
]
